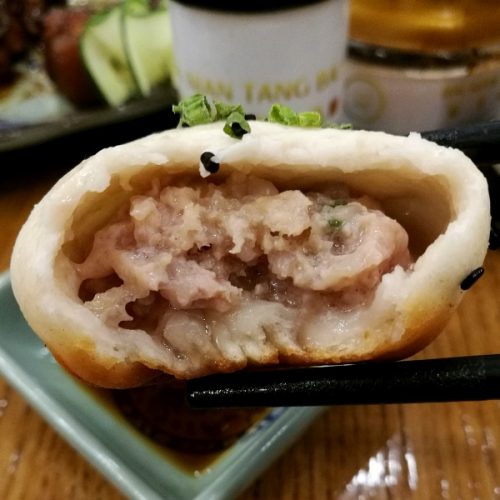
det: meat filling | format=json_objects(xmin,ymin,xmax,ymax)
[{"xmin": 75, "ymin": 173, "xmax": 412, "ymax": 338}]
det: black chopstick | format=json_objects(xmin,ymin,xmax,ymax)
[
  {"xmin": 186, "ymin": 355, "xmax": 500, "ymax": 408},
  {"xmin": 420, "ymin": 120, "xmax": 500, "ymax": 250},
  {"xmin": 420, "ymin": 120, "xmax": 500, "ymax": 165}
]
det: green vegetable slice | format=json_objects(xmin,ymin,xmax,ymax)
[
  {"xmin": 122, "ymin": 0, "xmax": 173, "ymax": 97},
  {"xmin": 80, "ymin": 6, "xmax": 138, "ymax": 107}
]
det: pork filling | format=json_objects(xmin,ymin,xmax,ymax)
[{"xmin": 74, "ymin": 173, "xmax": 412, "ymax": 337}]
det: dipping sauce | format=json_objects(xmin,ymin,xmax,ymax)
[
  {"xmin": 112, "ymin": 381, "xmax": 265, "ymax": 454},
  {"xmin": 87, "ymin": 381, "xmax": 267, "ymax": 474}
]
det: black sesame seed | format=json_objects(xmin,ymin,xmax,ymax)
[
  {"xmin": 244, "ymin": 113, "xmax": 256, "ymax": 120},
  {"xmin": 230, "ymin": 121, "xmax": 249, "ymax": 138},
  {"xmin": 460, "ymin": 267, "xmax": 485, "ymax": 290},
  {"xmin": 200, "ymin": 152, "xmax": 220, "ymax": 173}
]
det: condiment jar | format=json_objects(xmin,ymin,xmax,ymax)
[
  {"xmin": 342, "ymin": 0, "xmax": 500, "ymax": 134},
  {"xmin": 169, "ymin": 0, "xmax": 349, "ymax": 120}
]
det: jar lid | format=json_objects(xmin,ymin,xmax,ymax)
[
  {"xmin": 350, "ymin": 0, "xmax": 500, "ymax": 53},
  {"xmin": 170, "ymin": 0, "xmax": 327, "ymax": 13}
]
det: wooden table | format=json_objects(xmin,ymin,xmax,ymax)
[{"xmin": 0, "ymin": 160, "xmax": 499, "ymax": 500}]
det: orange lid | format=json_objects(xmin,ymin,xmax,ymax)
[{"xmin": 350, "ymin": 0, "xmax": 500, "ymax": 53}]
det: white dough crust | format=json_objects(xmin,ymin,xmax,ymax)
[{"xmin": 10, "ymin": 122, "xmax": 491, "ymax": 388}]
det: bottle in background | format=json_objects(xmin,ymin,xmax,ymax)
[{"xmin": 342, "ymin": 0, "xmax": 500, "ymax": 133}]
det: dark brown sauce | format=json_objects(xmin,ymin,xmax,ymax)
[{"xmin": 82, "ymin": 381, "xmax": 267, "ymax": 475}]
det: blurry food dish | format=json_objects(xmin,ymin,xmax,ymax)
[
  {"xmin": 10, "ymin": 118, "xmax": 490, "ymax": 388},
  {"xmin": 0, "ymin": 0, "xmax": 174, "ymax": 131},
  {"xmin": 0, "ymin": 84, "xmax": 177, "ymax": 153},
  {"xmin": 78, "ymin": 0, "xmax": 173, "ymax": 107},
  {"xmin": 0, "ymin": 53, "xmax": 74, "ymax": 127}
]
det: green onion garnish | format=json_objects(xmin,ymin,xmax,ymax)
[
  {"xmin": 267, "ymin": 104, "xmax": 300, "ymax": 126},
  {"xmin": 172, "ymin": 94, "xmax": 214, "ymax": 127},
  {"xmin": 172, "ymin": 95, "xmax": 352, "ymax": 138},
  {"xmin": 223, "ymin": 111, "xmax": 251, "ymax": 139},
  {"xmin": 215, "ymin": 101, "xmax": 245, "ymax": 119},
  {"xmin": 328, "ymin": 218, "xmax": 344, "ymax": 229},
  {"xmin": 267, "ymin": 103, "xmax": 322, "ymax": 128},
  {"xmin": 173, "ymin": 95, "xmax": 250, "ymax": 139}
]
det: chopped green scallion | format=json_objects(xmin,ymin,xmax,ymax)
[
  {"xmin": 223, "ymin": 111, "xmax": 251, "ymax": 139},
  {"xmin": 172, "ymin": 93, "xmax": 214, "ymax": 127},
  {"xmin": 267, "ymin": 103, "xmax": 300, "ymax": 125},
  {"xmin": 172, "ymin": 95, "xmax": 251, "ymax": 139},
  {"xmin": 328, "ymin": 218, "xmax": 344, "ymax": 229},
  {"xmin": 214, "ymin": 101, "xmax": 245, "ymax": 119},
  {"xmin": 172, "ymin": 94, "xmax": 353, "ymax": 138},
  {"xmin": 297, "ymin": 111, "xmax": 322, "ymax": 127},
  {"xmin": 267, "ymin": 104, "xmax": 323, "ymax": 128}
]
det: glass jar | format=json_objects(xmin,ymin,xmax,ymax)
[
  {"xmin": 169, "ymin": 0, "xmax": 349, "ymax": 120},
  {"xmin": 342, "ymin": 0, "xmax": 500, "ymax": 134}
]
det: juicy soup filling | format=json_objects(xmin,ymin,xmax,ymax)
[{"xmin": 69, "ymin": 172, "xmax": 412, "ymax": 355}]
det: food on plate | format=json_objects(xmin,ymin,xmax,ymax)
[
  {"xmin": 10, "ymin": 99, "xmax": 490, "ymax": 388},
  {"xmin": 1, "ymin": 0, "xmax": 174, "ymax": 116},
  {"xmin": 45, "ymin": 0, "xmax": 173, "ymax": 107}
]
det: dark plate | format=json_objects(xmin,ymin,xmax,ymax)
[{"xmin": 0, "ymin": 86, "xmax": 179, "ymax": 174}]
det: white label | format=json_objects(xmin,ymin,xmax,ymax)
[
  {"xmin": 170, "ymin": 1, "xmax": 349, "ymax": 119},
  {"xmin": 342, "ymin": 58, "xmax": 500, "ymax": 134}
]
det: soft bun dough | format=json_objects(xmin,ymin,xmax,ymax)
[{"xmin": 10, "ymin": 122, "xmax": 490, "ymax": 388}]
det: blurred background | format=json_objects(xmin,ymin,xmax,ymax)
[{"xmin": 1, "ymin": 0, "xmax": 500, "ymax": 168}]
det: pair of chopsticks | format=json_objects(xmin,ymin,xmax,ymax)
[
  {"xmin": 423, "ymin": 121, "xmax": 500, "ymax": 249},
  {"xmin": 186, "ymin": 355, "xmax": 500, "ymax": 408},
  {"xmin": 420, "ymin": 120, "xmax": 500, "ymax": 165},
  {"xmin": 187, "ymin": 120, "xmax": 500, "ymax": 409}
]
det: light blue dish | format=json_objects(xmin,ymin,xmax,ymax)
[{"xmin": 0, "ymin": 272, "xmax": 323, "ymax": 500}]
